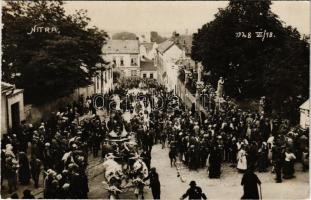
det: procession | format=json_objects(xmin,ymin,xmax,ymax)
[
  {"xmin": 1, "ymin": 78, "xmax": 309, "ymax": 199},
  {"xmin": 1, "ymin": 0, "xmax": 310, "ymax": 199}
]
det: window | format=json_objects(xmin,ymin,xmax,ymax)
[
  {"xmin": 105, "ymin": 71, "xmax": 107, "ymax": 83},
  {"xmin": 143, "ymin": 73, "xmax": 147, "ymax": 78},
  {"xmin": 120, "ymin": 56, "xmax": 124, "ymax": 66},
  {"xmin": 112, "ymin": 57, "xmax": 116, "ymax": 65},
  {"xmin": 131, "ymin": 57, "xmax": 137, "ymax": 66},
  {"xmin": 150, "ymin": 73, "xmax": 154, "ymax": 79},
  {"xmin": 131, "ymin": 70, "xmax": 137, "ymax": 77}
]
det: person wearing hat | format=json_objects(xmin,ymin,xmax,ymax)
[
  {"xmin": 144, "ymin": 167, "xmax": 161, "ymax": 199},
  {"xmin": 181, "ymin": 180, "xmax": 207, "ymax": 200},
  {"xmin": 241, "ymin": 168, "xmax": 261, "ymax": 200}
]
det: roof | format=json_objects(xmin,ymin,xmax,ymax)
[
  {"xmin": 140, "ymin": 42, "xmax": 154, "ymax": 52},
  {"xmin": 102, "ymin": 40, "xmax": 139, "ymax": 54},
  {"xmin": 141, "ymin": 59, "xmax": 157, "ymax": 71},
  {"xmin": 157, "ymin": 40, "xmax": 175, "ymax": 54},
  {"xmin": 1, "ymin": 82, "xmax": 14, "ymax": 93},
  {"xmin": 173, "ymin": 34, "xmax": 193, "ymax": 55},
  {"xmin": 157, "ymin": 34, "xmax": 193, "ymax": 55},
  {"xmin": 300, "ymin": 99, "xmax": 309, "ymax": 110}
]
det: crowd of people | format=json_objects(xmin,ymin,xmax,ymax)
[
  {"xmin": 1, "ymin": 83, "xmax": 160, "ymax": 199},
  {"xmin": 1, "ymin": 78, "xmax": 309, "ymax": 199},
  {"xmin": 142, "ymin": 83, "xmax": 309, "ymax": 182},
  {"xmin": 1, "ymin": 95, "xmax": 96, "ymax": 198}
]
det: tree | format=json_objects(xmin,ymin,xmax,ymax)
[
  {"xmin": 2, "ymin": 1, "xmax": 108, "ymax": 104},
  {"xmin": 150, "ymin": 31, "xmax": 167, "ymax": 44},
  {"xmin": 191, "ymin": 0, "xmax": 309, "ymax": 114},
  {"xmin": 112, "ymin": 32, "xmax": 138, "ymax": 40}
]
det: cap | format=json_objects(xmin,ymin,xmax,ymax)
[{"xmin": 189, "ymin": 180, "xmax": 196, "ymax": 186}]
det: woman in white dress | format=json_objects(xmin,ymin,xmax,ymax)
[
  {"xmin": 283, "ymin": 148, "xmax": 296, "ymax": 179},
  {"xmin": 237, "ymin": 145, "xmax": 247, "ymax": 172}
]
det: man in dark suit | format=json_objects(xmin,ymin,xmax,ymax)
[
  {"xmin": 181, "ymin": 181, "xmax": 207, "ymax": 200},
  {"xmin": 144, "ymin": 167, "xmax": 161, "ymax": 199},
  {"xmin": 241, "ymin": 169, "xmax": 261, "ymax": 200}
]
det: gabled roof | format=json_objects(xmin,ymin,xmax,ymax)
[
  {"xmin": 1, "ymin": 82, "xmax": 14, "ymax": 93},
  {"xmin": 157, "ymin": 34, "xmax": 193, "ymax": 55},
  {"xmin": 102, "ymin": 40, "xmax": 139, "ymax": 54},
  {"xmin": 173, "ymin": 34, "xmax": 193, "ymax": 55},
  {"xmin": 300, "ymin": 99, "xmax": 310, "ymax": 110},
  {"xmin": 157, "ymin": 40, "xmax": 175, "ymax": 54},
  {"xmin": 140, "ymin": 42, "xmax": 154, "ymax": 52}
]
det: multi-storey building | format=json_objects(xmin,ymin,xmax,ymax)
[
  {"xmin": 102, "ymin": 40, "xmax": 140, "ymax": 77},
  {"xmin": 155, "ymin": 33, "xmax": 194, "ymax": 93}
]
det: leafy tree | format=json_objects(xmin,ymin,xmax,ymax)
[
  {"xmin": 191, "ymin": 0, "xmax": 309, "ymax": 115},
  {"xmin": 112, "ymin": 32, "xmax": 138, "ymax": 40},
  {"xmin": 150, "ymin": 31, "xmax": 167, "ymax": 44},
  {"xmin": 2, "ymin": 1, "xmax": 108, "ymax": 104}
]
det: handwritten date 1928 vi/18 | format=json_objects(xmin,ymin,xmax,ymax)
[{"xmin": 235, "ymin": 30, "xmax": 275, "ymax": 42}]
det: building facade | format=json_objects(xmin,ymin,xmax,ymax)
[
  {"xmin": 1, "ymin": 82, "xmax": 25, "ymax": 134},
  {"xmin": 155, "ymin": 33, "xmax": 194, "ymax": 93},
  {"xmin": 93, "ymin": 64, "xmax": 114, "ymax": 95},
  {"xmin": 140, "ymin": 59, "xmax": 157, "ymax": 80},
  {"xmin": 155, "ymin": 40, "xmax": 185, "ymax": 92},
  {"xmin": 102, "ymin": 40, "xmax": 140, "ymax": 77},
  {"xmin": 300, "ymin": 99, "xmax": 310, "ymax": 129},
  {"xmin": 140, "ymin": 42, "xmax": 158, "ymax": 60}
]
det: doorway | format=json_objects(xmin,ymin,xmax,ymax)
[{"xmin": 11, "ymin": 102, "xmax": 20, "ymax": 131}]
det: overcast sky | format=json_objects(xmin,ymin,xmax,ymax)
[{"xmin": 64, "ymin": 1, "xmax": 310, "ymax": 37}]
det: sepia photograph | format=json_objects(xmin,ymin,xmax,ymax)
[{"xmin": 1, "ymin": 0, "xmax": 310, "ymax": 199}]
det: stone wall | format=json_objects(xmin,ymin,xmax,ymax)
[
  {"xmin": 25, "ymin": 84, "xmax": 95, "ymax": 124},
  {"xmin": 176, "ymin": 78, "xmax": 210, "ymax": 117}
]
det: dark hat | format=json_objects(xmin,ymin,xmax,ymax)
[{"xmin": 189, "ymin": 180, "xmax": 196, "ymax": 186}]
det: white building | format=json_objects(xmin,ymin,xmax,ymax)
[
  {"xmin": 140, "ymin": 42, "xmax": 158, "ymax": 60},
  {"xmin": 140, "ymin": 59, "xmax": 157, "ymax": 79},
  {"xmin": 93, "ymin": 64, "xmax": 114, "ymax": 95},
  {"xmin": 299, "ymin": 99, "xmax": 309, "ymax": 129},
  {"xmin": 1, "ymin": 82, "xmax": 25, "ymax": 134},
  {"xmin": 102, "ymin": 40, "xmax": 140, "ymax": 77},
  {"xmin": 155, "ymin": 40, "xmax": 185, "ymax": 92},
  {"xmin": 155, "ymin": 33, "xmax": 194, "ymax": 93}
]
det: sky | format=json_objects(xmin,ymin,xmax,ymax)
[{"xmin": 63, "ymin": 1, "xmax": 310, "ymax": 37}]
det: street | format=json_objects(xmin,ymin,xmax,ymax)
[
  {"xmin": 86, "ymin": 143, "xmax": 309, "ymax": 199},
  {"xmin": 1, "ymin": 99, "xmax": 309, "ymax": 199}
]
